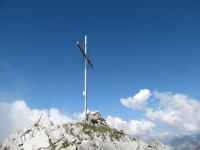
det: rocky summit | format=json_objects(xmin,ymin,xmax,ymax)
[{"xmin": 0, "ymin": 111, "xmax": 173, "ymax": 150}]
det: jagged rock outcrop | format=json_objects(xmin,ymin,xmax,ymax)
[
  {"xmin": 0, "ymin": 112, "xmax": 173, "ymax": 150},
  {"xmin": 87, "ymin": 111, "xmax": 109, "ymax": 128}
]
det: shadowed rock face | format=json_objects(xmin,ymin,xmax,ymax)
[{"xmin": 0, "ymin": 113, "xmax": 173, "ymax": 150}]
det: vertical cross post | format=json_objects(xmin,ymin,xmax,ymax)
[
  {"xmin": 77, "ymin": 35, "xmax": 93, "ymax": 121},
  {"xmin": 84, "ymin": 35, "xmax": 87, "ymax": 121}
]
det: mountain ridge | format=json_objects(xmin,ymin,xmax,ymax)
[
  {"xmin": 171, "ymin": 134, "xmax": 200, "ymax": 150},
  {"xmin": 1, "ymin": 112, "xmax": 173, "ymax": 150}
]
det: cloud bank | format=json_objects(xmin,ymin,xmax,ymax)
[
  {"xmin": 73, "ymin": 110, "xmax": 90, "ymax": 121},
  {"xmin": 119, "ymin": 89, "xmax": 200, "ymax": 143},
  {"xmin": 0, "ymin": 101, "xmax": 94, "ymax": 144},
  {"xmin": 0, "ymin": 100, "xmax": 74, "ymax": 144},
  {"xmin": 146, "ymin": 91, "xmax": 200, "ymax": 135},
  {"xmin": 106, "ymin": 116, "xmax": 156, "ymax": 141},
  {"xmin": 120, "ymin": 89, "xmax": 152, "ymax": 111}
]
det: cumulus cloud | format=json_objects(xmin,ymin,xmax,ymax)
[
  {"xmin": 49, "ymin": 108, "xmax": 73, "ymax": 124},
  {"xmin": 120, "ymin": 89, "xmax": 152, "ymax": 111},
  {"xmin": 146, "ymin": 91, "xmax": 200, "ymax": 135},
  {"xmin": 73, "ymin": 110, "xmax": 90, "ymax": 120},
  {"xmin": 0, "ymin": 100, "xmax": 74, "ymax": 144},
  {"xmin": 119, "ymin": 89, "xmax": 200, "ymax": 143},
  {"xmin": 146, "ymin": 108, "xmax": 179, "ymax": 124},
  {"xmin": 106, "ymin": 115, "xmax": 156, "ymax": 140}
]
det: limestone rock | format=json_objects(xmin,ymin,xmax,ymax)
[{"xmin": 87, "ymin": 111, "xmax": 109, "ymax": 128}]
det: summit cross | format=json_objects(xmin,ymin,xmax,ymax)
[{"xmin": 77, "ymin": 35, "xmax": 93, "ymax": 121}]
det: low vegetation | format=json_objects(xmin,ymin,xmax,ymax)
[
  {"xmin": 60, "ymin": 141, "xmax": 70, "ymax": 149},
  {"xmin": 81, "ymin": 123, "xmax": 126, "ymax": 141},
  {"xmin": 77, "ymin": 141, "xmax": 82, "ymax": 145},
  {"xmin": 49, "ymin": 138, "xmax": 53, "ymax": 145},
  {"xmin": 48, "ymin": 138, "xmax": 56, "ymax": 150},
  {"xmin": 132, "ymin": 137, "xmax": 136, "ymax": 141}
]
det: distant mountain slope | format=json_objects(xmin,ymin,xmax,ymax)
[
  {"xmin": 196, "ymin": 145, "xmax": 200, "ymax": 150},
  {"xmin": 171, "ymin": 134, "xmax": 200, "ymax": 150}
]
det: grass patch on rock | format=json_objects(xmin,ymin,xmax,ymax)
[
  {"xmin": 49, "ymin": 138, "xmax": 53, "ymax": 145},
  {"xmin": 60, "ymin": 141, "xmax": 70, "ymax": 148},
  {"xmin": 81, "ymin": 123, "xmax": 126, "ymax": 141},
  {"xmin": 132, "ymin": 137, "xmax": 136, "ymax": 141}
]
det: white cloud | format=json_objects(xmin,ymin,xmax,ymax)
[
  {"xmin": 183, "ymin": 123, "xmax": 199, "ymax": 132},
  {"xmin": 120, "ymin": 89, "xmax": 152, "ymax": 111},
  {"xmin": 73, "ymin": 110, "xmax": 90, "ymax": 120},
  {"xmin": 49, "ymin": 108, "xmax": 73, "ymax": 125},
  {"xmin": 0, "ymin": 100, "xmax": 74, "ymax": 144},
  {"xmin": 146, "ymin": 91, "xmax": 200, "ymax": 135},
  {"xmin": 0, "ymin": 100, "xmax": 99, "ymax": 145},
  {"xmin": 119, "ymin": 89, "xmax": 200, "ymax": 143},
  {"xmin": 106, "ymin": 115, "xmax": 179, "ymax": 144},
  {"xmin": 106, "ymin": 115, "xmax": 155, "ymax": 139},
  {"xmin": 146, "ymin": 108, "xmax": 179, "ymax": 124}
]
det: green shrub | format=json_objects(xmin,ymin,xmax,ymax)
[
  {"xmin": 49, "ymin": 139, "xmax": 52, "ymax": 145},
  {"xmin": 61, "ymin": 141, "xmax": 70, "ymax": 148},
  {"xmin": 77, "ymin": 141, "xmax": 82, "ymax": 145},
  {"xmin": 51, "ymin": 145, "xmax": 56, "ymax": 150},
  {"xmin": 132, "ymin": 138, "xmax": 136, "ymax": 141}
]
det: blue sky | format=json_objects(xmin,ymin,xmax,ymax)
[{"xmin": 0, "ymin": 0, "xmax": 200, "ymax": 145}]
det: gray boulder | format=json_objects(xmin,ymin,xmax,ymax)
[{"xmin": 87, "ymin": 111, "xmax": 109, "ymax": 128}]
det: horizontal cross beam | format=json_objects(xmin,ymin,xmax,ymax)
[{"xmin": 77, "ymin": 42, "xmax": 93, "ymax": 67}]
